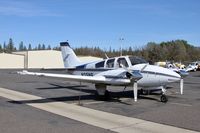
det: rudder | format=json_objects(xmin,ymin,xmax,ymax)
[{"xmin": 60, "ymin": 42, "xmax": 81, "ymax": 68}]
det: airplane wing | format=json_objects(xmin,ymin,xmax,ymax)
[
  {"xmin": 17, "ymin": 69, "xmax": 142, "ymax": 85},
  {"xmin": 17, "ymin": 69, "xmax": 143, "ymax": 102},
  {"xmin": 18, "ymin": 70, "xmax": 107, "ymax": 84}
]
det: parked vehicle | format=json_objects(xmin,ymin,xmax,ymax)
[
  {"xmin": 197, "ymin": 61, "xmax": 200, "ymax": 70},
  {"xmin": 186, "ymin": 62, "xmax": 198, "ymax": 72},
  {"xmin": 174, "ymin": 63, "xmax": 186, "ymax": 70}
]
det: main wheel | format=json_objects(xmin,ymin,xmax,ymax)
[
  {"xmin": 140, "ymin": 89, "xmax": 148, "ymax": 95},
  {"xmin": 104, "ymin": 90, "xmax": 110, "ymax": 100},
  {"xmin": 160, "ymin": 95, "xmax": 168, "ymax": 103},
  {"xmin": 95, "ymin": 90, "xmax": 110, "ymax": 101}
]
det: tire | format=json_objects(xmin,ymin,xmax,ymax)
[
  {"xmin": 140, "ymin": 89, "xmax": 148, "ymax": 95},
  {"xmin": 160, "ymin": 95, "xmax": 168, "ymax": 103},
  {"xmin": 104, "ymin": 90, "xmax": 110, "ymax": 100},
  {"xmin": 95, "ymin": 90, "xmax": 110, "ymax": 101}
]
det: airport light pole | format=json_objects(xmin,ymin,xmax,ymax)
[{"xmin": 119, "ymin": 37, "xmax": 124, "ymax": 56}]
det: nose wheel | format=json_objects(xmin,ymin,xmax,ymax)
[
  {"xmin": 160, "ymin": 87, "xmax": 168, "ymax": 103},
  {"xmin": 160, "ymin": 94, "xmax": 168, "ymax": 103}
]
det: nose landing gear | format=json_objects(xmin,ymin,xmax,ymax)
[
  {"xmin": 160, "ymin": 87, "xmax": 168, "ymax": 103},
  {"xmin": 160, "ymin": 94, "xmax": 168, "ymax": 103}
]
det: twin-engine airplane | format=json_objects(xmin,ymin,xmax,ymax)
[{"xmin": 18, "ymin": 42, "xmax": 187, "ymax": 103}]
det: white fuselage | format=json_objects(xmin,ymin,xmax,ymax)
[
  {"xmin": 68, "ymin": 60, "xmax": 181, "ymax": 88},
  {"xmin": 131, "ymin": 64, "xmax": 180, "ymax": 87}
]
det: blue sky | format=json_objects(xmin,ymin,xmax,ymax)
[{"xmin": 0, "ymin": 0, "xmax": 200, "ymax": 49}]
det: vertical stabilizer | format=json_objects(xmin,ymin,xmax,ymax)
[{"xmin": 60, "ymin": 42, "xmax": 81, "ymax": 68}]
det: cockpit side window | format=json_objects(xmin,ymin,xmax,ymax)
[
  {"xmin": 106, "ymin": 59, "xmax": 115, "ymax": 68},
  {"xmin": 117, "ymin": 58, "xmax": 128, "ymax": 68},
  {"xmin": 129, "ymin": 56, "xmax": 148, "ymax": 66},
  {"xmin": 95, "ymin": 61, "xmax": 105, "ymax": 68}
]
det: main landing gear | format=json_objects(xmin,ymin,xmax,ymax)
[
  {"xmin": 95, "ymin": 84, "xmax": 110, "ymax": 100},
  {"xmin": 95, "ymin": 84, "xmax": 169, "ymax": 103}
]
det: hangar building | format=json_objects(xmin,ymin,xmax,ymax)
[
  {"xmin": 0, "ymin": 53, "xmax": 24, "ymax": 68},
  {"xmin": 0, "ymin": 50, "xmax": 102, "ymax": 69}
]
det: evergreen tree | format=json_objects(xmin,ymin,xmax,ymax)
[
  {"xmin": 7, "ymin": 38, "xmax": 15, "ymax": 52},
  {"xmin": 0, "ymin": 44, "xmax": 2, "ymax": 53},
  {"xmin": 23, "ymin": 46, "xmax": 27, "ymax": 50},
  {"xmin": 3, "ymin": 42, "xmax": 6, "ymax": 52},
  {"xmin": 28, "ymin": 44, "xmax": 32, "ymax": 50},
  {"xmin": 42, "ymin": 44, "xmax": 45, "ymax": 50},
  {"xmin": 19, "ymin": 41, "xmax": 24, "ymax": 51},
  {"xmin": 38, "ymin": 44, "xmax": 41, "ymax": 50},
  {"xmin": 53, "ymin": 46, "xmax": 60, "ymax": 51},
  {"xmin": 47, "ymin": 45, "xmax": 51, "ymax": 50}
]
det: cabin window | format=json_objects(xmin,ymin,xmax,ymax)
[
  {"xmin": 117, "ymin": 58, "xmax": 128, "ymax": 67},
  {"xmin": 95, "ymin": 61, "xmax": 105, "ymax": 68},
  {"xmin": 106, "ymin": 59, "xmax": 115, "ymax": 68}
]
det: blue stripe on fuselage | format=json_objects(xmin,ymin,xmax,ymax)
[
  {"xmin": 68, "ymin": 68, "xmax": 180, "ymax": 79},
  {"xmin": 72, "ymin": 68, "xmax": 113, "ymax": 72}
]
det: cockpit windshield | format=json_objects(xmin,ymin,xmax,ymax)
[{"xmin": 129, "ymin": 56, "xmax": 148, "ymax": 66}]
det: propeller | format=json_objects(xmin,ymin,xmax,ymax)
[
  {"xmin": 132, "ymin": 64, "xmax": 147, "ymax": 102},
  {"xmin": 126, "ymin": 70, "xmax": 143, "ymax": 102},
  {"xmin": 178, "ymin": 69, "xmax": 189, "ymax": 95},
  {"xmin": 180, "ymin": 78, "xmax": 183, "ymax": 95},
  {"xmin": 122, "ymin": 65, "xmax": 144, "ymax": 102},
  {"xmin": 133, "ymin": 81, "xmax": 138, "ymax": 102}
]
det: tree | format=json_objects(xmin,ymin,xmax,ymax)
[
  {"xmin": 145, "ymin": 42, "xmax": 161, "ymax": 62},
  {"xmin": 3, "ymin": 42, "xmax": 6, "ymax": 52},
  {"xmin": 127, "ymin": 46, "xmax": 133, "ymax": 55},
  {"xmin": 24, "ymin": 46, "xmax": 27, "ymax": 50},
  {"xmin": 42, "ymin": 44, "xmax": 45, "ymax": 50},
  {"xmin": 28, "ymin": 44, "xmax": 32, "ymax": 50},
  {"xmin": 173, "ymin": 40, "xmax": 187, "ymax": 61},
  {"xmin": 19, "ymin": 41, "xmax": 24, "ymax": 51},
  {"xmin": 38, "ymin": 44, "xmax": 41, "ymax": 50},
  {"xmin": 7, "ymin": 38, "xmax": 15, "ymax": 52},
  {"xmin": 53, "ymin": 46, "xmax": 60, "ymax": 51},
  {"xmin": 0, "ymin": 44, "xmax": 2, "ymax": 53},
  {"xmin": 47, "ymin": 45, "xmax": 51, "ymax": 50}
]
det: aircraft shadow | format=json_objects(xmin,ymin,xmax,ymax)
[
  {"xmin": 9, "ymin": 94, "xmax": 95, "ymax": 104},
  {"xmin": 36, "ymin": 83, "xmax": 97, "ymax": 94},
  {"xmin": 8, "ymin": 92, "xmax": 160, "ymax": 105},
  {"xmin": 8, "ymin": 83, "xmax": 163, "ymax": 105},
  {"xmin": 38, "ymin": 83, "xmax": 162, "ymax": 100}
]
